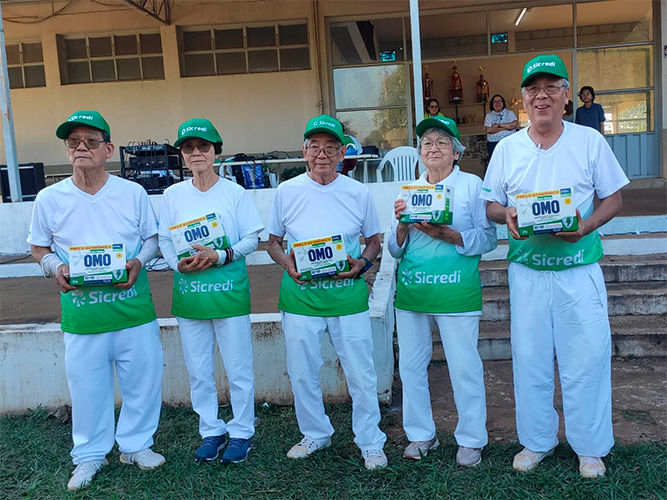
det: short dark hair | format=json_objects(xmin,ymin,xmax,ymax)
[
  {"xmin": 101, "ymin": 131, "xmax": 111, "ymax": 142},
  {"xmin": 489, "ymin": 94, "xmax": 506, "ymax": 112},
  {"xmin": 213, "ymin": 142, "xmax": 222, "ymax": 155},
  {"xmin": 579, "ymin": 86, "xmax": 595, "ymax": 102},
  {"xmin": 425, "ymin": 98, "xmax": 440, "ymax": 110}
]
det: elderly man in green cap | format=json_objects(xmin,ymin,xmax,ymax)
[
  {"xmin": 266, "ymin": 114, "xmax": 387, "ymax": 469},
  {"xmin": 481, "ymin": 55, "xmax": 629, "ymax": 478},
  {"xmin": 28, "ymin": 111, "xmax": 165, "ymax": 490}
]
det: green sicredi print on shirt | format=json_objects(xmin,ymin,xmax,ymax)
[{"xmin": 60, "ymin": 267, "xmax": 156, "ymax": 334}]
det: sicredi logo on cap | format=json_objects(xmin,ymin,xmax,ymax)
[
  {"xmin": 313, "ymin": 120, "xmax": 335, "ymax": 129},
  {"xmin": 181, "ymin": 126, "xmax": 208, "ymax": 136},
  {"xmin": 527, "ymin": 61, "xmax": 556, "ymax": 74},
  {"xmin": 69, "ymin": 115, "xmax": 94, "ymax": 122}
]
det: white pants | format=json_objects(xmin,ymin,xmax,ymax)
[
  {"xmin": 64, "ymin": 320, "xmax": 163, "ymax": 464},
  {"xmin": 281, "ymin": 311, "xmax": 386, "ymax": 451},
  {"xmin": 177, "ymin": 316, "xmax": 255, "ymax": 439},
  {"xmin": 396, "ymin": 310, "xmax": 488, "ymax": 447},
  {"xmin": 509, "ymin": 262, "xmax": 614, "ymax": 457}
]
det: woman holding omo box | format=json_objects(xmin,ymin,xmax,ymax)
[
  {"xmin": 389, "ymin": 116, "xmax": 497, "ymax": 465},
  {"xmin": 158, "ymin": 118, "xmax": 264, "ymax": 464}
]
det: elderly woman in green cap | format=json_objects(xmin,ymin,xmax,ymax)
[
  {"xmin": 158, "ymin": 118, "xmax": 264, "ymax": 464},
  {"xmin": 388, "ymin": 116, "xmax": 497, "ymax": 465}
]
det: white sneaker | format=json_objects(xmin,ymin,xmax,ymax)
[
  {"xmin": 287, "ymin": 436, "xmax": 331, "ymax": 459},
  {"xmin": 67, "ymin": 458, "xmax": 107, "ymax": 491},
  {"xmin": 119, "ymin": 448, "xmax": 166, "ymax": 470},
  {"xmin": 579, "ymin": 456, "xmax": 606, "ymax": 478},
  {"xmin": 362, "ymin": 449, "xmax": 388, "ymax": 470},
  {"xmin": 403, "ymin": 437, "xmax": 440, "ymax": 460},
  {"xmin": 513, "ymin": 447, "xmax": 554, "ymax": 472}
]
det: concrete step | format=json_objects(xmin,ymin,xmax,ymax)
[
  {"xmin": 480, "ymin": 281, "xmax": 666, "ymax": 321},
  {"xmin": 479, "ymin": 254, "xmax": 667, "ymax": 287},
  {"xmin": 424, "ymin": 315, "xmax": 667, "ymax": 362}
]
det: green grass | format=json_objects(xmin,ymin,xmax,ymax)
[{"xmin": 1, "ymin": 404, "xmax": 665, "ymax": 500}]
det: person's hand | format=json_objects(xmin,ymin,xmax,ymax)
[
  {"xmin": 55, "ymin": 264, "xmax": 79, "ymax": 293},
  {"xmin": 505, "ymin": 207, "xmax": 528, "ymax": 240},
  {"xmin": 115, "ymin": 258, "xmax": 141, "ymax": 289},
  {"xmin": 284, "ymin": 249, "xmax": 305, "ymax": 285},
  {"xmin": 414, "ymin": 222, "xmax": 463, "ymax": 246},
  {"xmin": 553, "ymin": 209, "xmax": 590, "ymax": 243},
  {"xmin": 177, "ymin": 247, "xmax": 215, "ymax": 273},
  {"xmin": 394, "ymin": 199, "xmax": 408, "ymax": 220},
  {"xmin": 336, "ymin": 255, "xmax": 366, "ymax": 279}
]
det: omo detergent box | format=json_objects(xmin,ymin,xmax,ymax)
[
  {"xmin": 515, "ymin": 188, "xmax": 578, "ymax": 236},
  {"xmin": 169, "ymin": 213, "xmax": 230, "ymax": 259},
  {"xmin": 399, "ymin": 184, "xmax": 454, "ymax": 224},
  {"xmin": 292, "ymin": 235, "xmax": 350, "ymax": 280},
  {"xmin": 69, "ymin": 244, "xmax": 128, "ymax": 286}
]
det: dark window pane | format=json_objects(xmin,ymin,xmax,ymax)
[
  {"xmin": 115, "ymin": 35, "xmax": 138, "ymax": 55},
  {"xmin": 215, "ymin": 51, "xmax": 246, "ymax": 74},
  {"xmin": 247, "ymin": 26, "xmax": 275, "ymax": 47},
  {"xmin": 24, "ymin": 65, "xmax": 46, "ymax": 87},
  {"xmin": 215, "ymin": 29, "xmax": 243, "ymax": 49},
  {"xmin": 91, "ymin": 59, "xmax": 116, "ymax": 82},
  {"xmin": 22, "ymin": 42, "xmax": 43, "ymax": 63},
  {"xmin": 6, "ymin": 45, "xmax": 20, "ymax": 65},
  {"xmin": 117, "ymin": 58, "xmax": 141, "ymax": 80},
  {"xmin": 65, "ymin": 38, "xmax": 87, "ymax": 59},
  {"xmin": 140, "ymin": 33, "xmax": 162, "ymax": 54},
  {"xmin": 280, "ymin": 47, "xmax": 310, "ymax": 70},
  {"xmin": 248, "ymin": 49, "xmax": 278, "ymax": 73},
  {"xmin": 142, "ymin": 56, "xmax": 164, "ymax": 79},
  {"xmin": 183, "ymin": 31, "xmax": 211, "ymax": 52},
  {"xmin": 184, "ymin": 53, "xmax": 215, "ymax": 76},
  {"xmin": 89, "ymin": 37, "xmax": 112, "ymax": 58},
  {"xmin": 67, "ymin": 61, "xmax": 91, "ymax": 83},
  {"xmin": 8, "ymin": 66, "xmax": 23, "ymax": 88},
  {"xmin": 279, "ymin": 24, "xmax": 307, "ymax": 45}
]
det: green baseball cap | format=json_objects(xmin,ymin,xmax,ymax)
[
  {"xmin": 56, "ymin": 110, "xmax": 111, "ymax": 139},
  {"xmin": 174, "ymin": 118, "xmax": 223, "ymax": 148},
  {"xmin": 521, "ymin": 54, "xmax": 569, "ymax": 87},
  {"xmin": 304, "ymin": 114, "xmax": 345, "ymax": 143},
  {"xmin": 416, "ymin": 116, "xmax": 460, "ymax": 141}
]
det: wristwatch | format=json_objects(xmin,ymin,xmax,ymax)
[{"xmin": 358, "ymin": 257, "xmax": 374, "ymax": 277}]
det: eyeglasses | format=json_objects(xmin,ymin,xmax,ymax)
[
  {"xmin": 181, "ymin": 142, "xmax": 212, "ymax": 154},
  {"xmin": 524, "ymin": 84, "xmax": 565, "ymax": 97},
  {"xmin": 421, "ymin": 139, "xmax": 451, "ymax": 150},
  {"xmin": 428, "ymin": 104, "xmax": 439, "ymax": 109},
  {"xmin": 306, "ymin": 144, "xmax": 340, "ymax": 157},
  {"xmin": 64, "ymin": 138, "xmax": 106, "ymax": 149}
]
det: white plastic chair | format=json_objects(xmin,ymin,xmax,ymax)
[{"xmin": 376, "ymin": 146, "xmax": 420, "ymax": 182}]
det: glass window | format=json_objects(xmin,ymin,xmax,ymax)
[
  {"xmin": 115, "ymin": 35, "xmax": 138, "ymax": 56},
  {"xmin": 334, "ymin": 65, "xmax": 405, "ymax": 109},
  {"xmin": 6, "ymin": 44, "xmax": 20, "ymax": 65},
  {"xmin": 489, "ymin": 5, "xmax": 573, "ymax": 53},
  {"xmin": 7, "ymin": 41, "xmax": 46, "ymax": 89},
  {"xmin": 8, "ymin": 66, "xmax": 23, "ymax": 88},
  {"xmin": 331, "ymin": 18, "xmax": 404, "ymax": 66},
  {"xmin": 24, "ymin": 65, "xmax": 46, "ymax": 87},
  {"xmin": 184, "ymin": 31, "xmax": 211, "ymax": 52},
  {"xmin": 142, "ymin": 56, "xmax": 165, "ymax": 79},
  {"xmin": 22, "ymin": 42, "xmax": 43, "ymax": 63},
  {"xmin": 140, "ymin": 33, "xmax": 162, "ymax": 54},
  {"xmin": 89, "ymin": 37, "xmax": 112, "ymax": 58},
  {"xmin": 67, "ymin": 61, "xmax": 91, "ymax": 84},
  {"xmin": 577, "ymin": 0, "xmax": 652, "ymax": 47},
  {"xmin": 577, "ymin": 46, "xmax": 652, "ymax": 91},
  {"xmin": 279, "ymin": 24, "xmax": 308, "ymax": 45},
  {"xmin": 184, "ymin": 53, "xmax": 215, "ymax": 76},
  {"xmin": 595, "ymin": 91, "xmax": 653, "ymax": 133},
  {"xmin": 248, "ymin": 49, "xmax": 278, "ymax": 73},
  {"xmin": 247, "ymin": 26, "xmax": 275, "ymax": 47},
  {"xmin": 280, "ymin": 47, "xmax": 310, "ymax": 71},
  {"xmin": 337, "ymin": 109, "xmax": 409, "ymax": 152},
  {"xmin": 215, "ymin": 29, "xmax": 244, "ymax": 49},
  {"xmin": 116, "ymin": 58, "xmax": 141, "ymax": 80},
  {"xmin": 91, "ymin": 60, "xmax": 115, "ymax": 82},
  {"xmin": 418, "ymin": 11, "xmax": 487, "ymax": 58},
  {"xmin": 65, "ymin": 38, "xmax": 87, "ymax": 59},
  {"xmin": 216, "ymin": 52, "xmax": 247, "ymax": 74}
]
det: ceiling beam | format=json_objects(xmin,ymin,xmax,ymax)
[{"xmin": 119, "ymin": 0, "xmax": 170, "ymax": 25}]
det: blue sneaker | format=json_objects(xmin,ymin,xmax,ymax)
[
  {"xmin": 195, "ymin": 435, "xmax": 227, "ymax": 462},
  {"xmin": 220, "ymin": 438, "xmax": 253, "ymax": 464}
]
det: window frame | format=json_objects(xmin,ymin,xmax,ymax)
[{"xmin": 6, "ymin": 40, "xmax": 46, "ymax": 89}]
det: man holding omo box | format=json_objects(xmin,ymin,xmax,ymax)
[
  {"xmin": 481, "ymin": 55, "xmax": 629, "ymax": 478},
  {"xmin": 28, "ymin": 111, "xmax": 165, "ymax": 491},
  {"xmin": 267, "ymin": 114, "xmax": 387, "ymax": 470}
]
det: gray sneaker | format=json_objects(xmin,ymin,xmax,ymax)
[
  {"xmin": 456, "ymin": 446, "xmax": 482, "ymax": 466},
  {"xmin": 287, "ymin": 436, "xmax": 331, "ymax": 459},
  {"xmin": 67, "ymin": 459, "xmax": 107, "ymax": 491},
  {"xmin": 119, "ymin": 448, "xmax": 166, "ymax": 470},
  {"xmin": 403, "ymin": 437, "xmax": 440, "ymax": 460}
]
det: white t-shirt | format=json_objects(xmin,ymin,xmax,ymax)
[
  {"xmin": 28, "ymin": 175, "xmax": 157, "ymax": 261},
  {"xmin": 158, "ymin": 177, "xmax": 264, "ymax": 270},
  {"xmin": 268, "ymin": 173, "xmax": 381, "ymax": 255},
  {"xmin": 481, "ymin": 121, "xmax": 629, "ymax": 270}
]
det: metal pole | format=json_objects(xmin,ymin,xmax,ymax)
[
  {"xmin": 409, "ymin": 0, "xmax": 423, "ymax": 134},
  {"xmin": 0, "ymin": 1, "xmax": 21, "ymax": 202}
]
